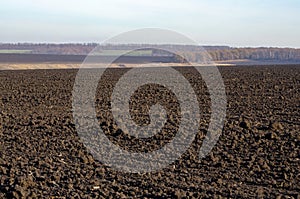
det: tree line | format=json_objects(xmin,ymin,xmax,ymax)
[{"xmin": 0, "ymin": 43, "xmax": 300, "ymax": 61}]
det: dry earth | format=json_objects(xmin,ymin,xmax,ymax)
[{"xmin": 0, "ymin": 65, "xmax": 299, "ymax": 198}]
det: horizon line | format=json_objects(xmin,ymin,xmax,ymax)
[{"xmin": 0, "ymin": 42, "xmax": 300, "ymax": 49}]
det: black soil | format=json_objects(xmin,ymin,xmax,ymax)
[
  {"xmin": 0, "ymin": 65, "xmax": 299, "ymax": 198},
  {"xmin": 0, "ymin": 53, "xmax": 175, "ymax": 64}
]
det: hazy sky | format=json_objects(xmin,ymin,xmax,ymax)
[{"xmin": 1, "ymin": 0, "xmax": 300, "ymax": 47}]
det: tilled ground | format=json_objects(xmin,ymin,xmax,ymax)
[{"xmin": 0, "ymin": 66, "xmax": 299, "ymax": 198}]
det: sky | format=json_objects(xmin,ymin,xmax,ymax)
[{"xmin": 0, "ymin": 0, "xmax": 300, "ymax": 47}]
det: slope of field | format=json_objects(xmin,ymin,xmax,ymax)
[{"xmin": 0, "ymin": 66, "xmax": 299, "ymax": 198}]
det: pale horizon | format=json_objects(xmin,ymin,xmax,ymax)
[{"xmin": 1, "ymin": 0, "xmax": 300, "ymax": 48}]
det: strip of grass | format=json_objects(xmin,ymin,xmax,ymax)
[
  {"xmin": 92, "ymin": 50, "xmax": 153, "ymax": 56},
  {"xmin": 0, "ymin": 49, "xmax": 32, "ymax": 54}
]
